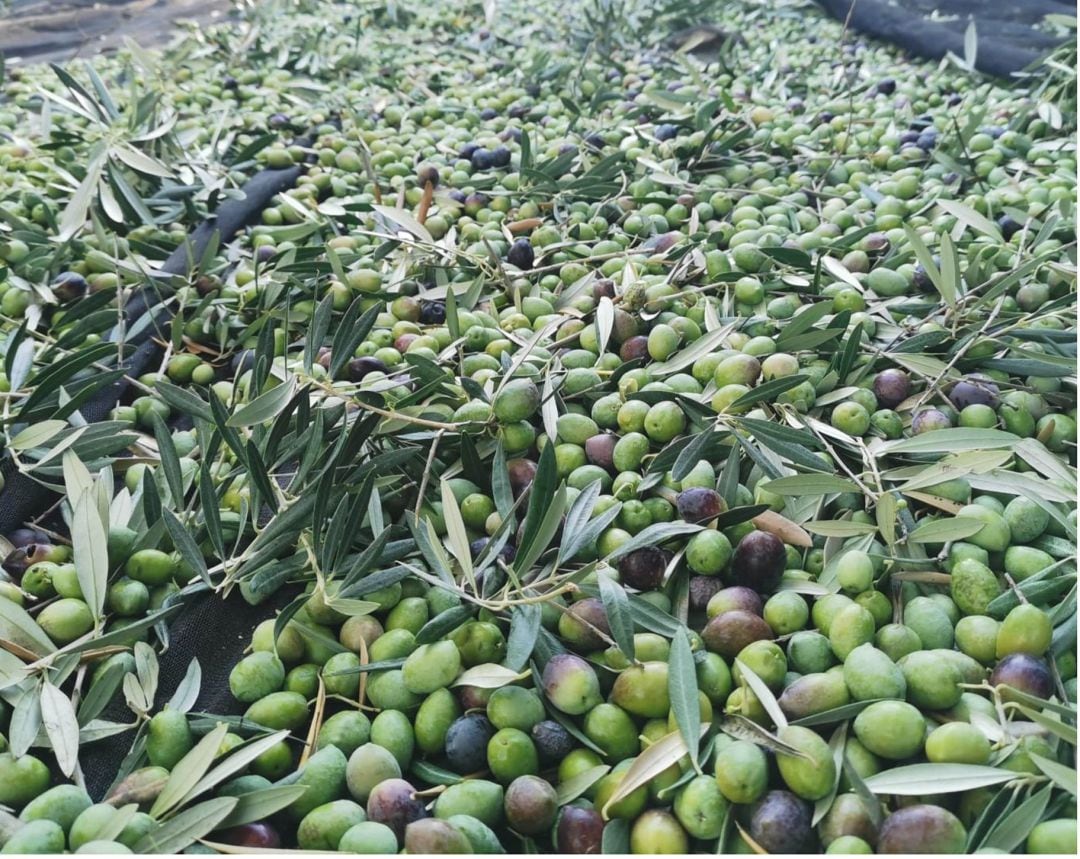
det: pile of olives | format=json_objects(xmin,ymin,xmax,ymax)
[{"xmin": 0, "ymin": 0, "xmax": 1075, "ymax": 854}]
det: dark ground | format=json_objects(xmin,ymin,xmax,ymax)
[{"xmin": 0, "ymin": 0, "xmax": 231, "ymax": 65}]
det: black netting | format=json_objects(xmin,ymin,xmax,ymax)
[
  {"xmin": 81, "ymin": 585, "xmax": 299, "ymax": 800},
  {"xmin": 817, "ymin": 0, "xmax": 1072, "ymax": 77},
  {"xmin": 0, "ymin": 164, "xmax": 302, "ymax": 535}
]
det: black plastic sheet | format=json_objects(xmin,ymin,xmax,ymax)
[{"xmin": 817, "ymin": 0, "xmax": 1072, "ymax": 77}]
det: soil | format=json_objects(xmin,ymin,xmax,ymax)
[{"xmin": 0, "ymin": 0, "xmax": 232, "ymax": 65}]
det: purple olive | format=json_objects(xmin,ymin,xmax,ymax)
[
  {"xmin": 947, "ymin": 376, "xmax": 1000, "ymax": 410},
  {"xmin": 730, "ymin": 531, "xmax": 787, "ymax": 593},
  {"xmin": 507, "ymin": 238, "xmax": 535, "ymax": 270},
  {"xmin": 676, "ymin": 488, "xmax": 725, "ymax": 524},
  {"xmin": 556, "ymin": 806, "xmax": 604, "ymax": 854},
  {"xmin": 347, "ymin": 357, "xmax": 388, "ymax": 382},
  {"xmin": 584, "ymin": 434, "xmax": 617, "ymax": 470},
  {"xmin": 872, "ymin": 369, "xmax": 911, "ymax": 409},
  {"xmin": 702, "ymin": 610, "xmax": 773, "ymax": 658},
  {"xmin": 990, "ymin": 653, "xmax": 1054, "ymax": 701},
  {"xmin": 620, "ymin": 336, "xmax": 649, "ymax": 362}
]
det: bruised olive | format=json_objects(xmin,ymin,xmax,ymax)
[
  {"xmin": 618, "ymin": 547, "xmax": 668, "ymax": 591},
  {"xmin": 558, "ymin": 597, "xmax": 611, "ymax": 650},
  {"xmin": 750, "ymin": 790, "xmax": 815, "ymax": 853}
]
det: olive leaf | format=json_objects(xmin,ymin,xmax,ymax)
[
  {"xmin": 598, "ymin": 574, "xmax": 635, "ymax": 659},
  {"xmin": 178, "ymin": 730, "xmax": 293, "ymax": 810},
  {"xmin": 555, "ymin": 763, "xmax": 610, "ymax": 806},
  {"xmin": 881, "ymin": 428, "xmax": 1020, "ymax": 454},
  {"xmin": 0, "ymin": 598, "xmax": 56, "ymax": 657},
  {"xmin": 10, "ymin": 684, "xmax": 43, "ymax": 758},
  {"xmin": 150, "ymin": 723, "xmax": 230, "ymax": 818},
  {"xmin": 135, "ymin": 797, "xmax": 238, "ymax": 853},
  {"xmin": 440, "ymin": 478, "xmax": 475, "ymax": 586},
  {"xmin": 979, "ymin": 784, "xmax": 1054, "ymax": 851},
  {"xmin": 863, "ymin": 763, "xmax": 1017, "ymax": 794},
  {"xmin": 226, "ymin": 377, "xmax": 299, "ymax": 427},
  {"xmin": 1029, "ymin": 753, "xmax": 1077, "ymax": 795},
  {"xmin": 668, "ymin": 628, "xmax": 702, "ymax": 773},
  {"xmin": 40, "ymin": 679, "xmax": 81, "ymax": 777},
  {"xmin": 804, "ymin": 521, "xmax": 878, "ymax": 537},
  {"xmin": 452, "ymin": 664, "xmax": 530, "ymax": 689},
  {"xmin": 504, "ymin": 604, "xmax": 542, "ymax": 672},
  {"xmin": 734, "ymin": 659, "xmax": 787, "ymax": 730},
  {"xmin": 812, "ymin": 721, "xmax": 848, "ymax": 826},
  {"xmin": 906, "ymin": 516, "xmax": 985, "ymax": 544},
  {"xmin": 764, "ymin": 474, "xmax": 859, "ymax": 496},
  {"xmin": 600, "ymin": 728, "xmax": 704, "ymax": 819},
  {"xmin": 167, "ymin": 659, "xmax": 203, "ymax": 714}
]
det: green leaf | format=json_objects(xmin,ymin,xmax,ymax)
[
  {"xmin": 329, "ymin": 302, "xmax": 381, "ymax": 379},
  {"xmin": 513, "ymin": 484, "xmax": 567, "ymax": 575},
  {"xmin": 303, "ymin": 293, "xmax": 335, "ymax": 373},
  {"xmin": 162, "ymin": 510, "xmax": 212, "ymax": 588},
  {"xmin": 804, "ymin": 521, "xmax": 879, "ymax": 537},
  {"xmin": 167, "ymin": 659, "xmax": 202, "ymax": 714},
  {"xmin": 152, "ymin": 414, "xmax": 184, "ymax": 507},
  {"xmin": 40, "ymin": 680, "xmax": 80, "ymax": 777},
  {"xmin": 415, "ymin": 605, "xmax": 473, "ymax": 645},
  {"xmin": 150, "ymin": 723, "xmax": 230, "ymax": 818},
  {"xmin": 70, "ymin": 483, "xmax": 108, "ymax": 621},
  {"xmin": 764, "ymin": 474, "xmax": 860, "ymax": 496},
  {"xmin": 812, "ymin": 721, "xmax": 848, "ymax": 826},
  {"xmin": 731, "ymin": 375, "xmax": 809, "ymax": 410},
  {"xmin": 180, "ymin": 730, "xmax": 293, "ymax": 809},
  {"xmin": 980, "ymin": 784, "xmax": 1054, "ymax": 851},
  {"xmin": 602, "ymin": 522, "xmax": 703, "ymax": 564},
  {"xmin": 672, "ymin": 429, "xmax": 718, "ymax": 482},
  {"xmin": 598, "ymin": 574, "xmax": 635, "ymax": 658},
  {"xmin": 936, "ymin": 199, "xmax": 1002, "ymax": 241},
  {"xmin": 903, "ymin": 223, "xmax": 951, "ymax": 306},
  {"xmin": 734, "ymin": 659, "xmax": 787, "ymax": 729},
  {"xmin": 505, "ymin": 604, "xmax": 541, "ymax": 672},
  {"xmin": 556, "ymin": 764, "xmax": 610, "ymax": 806},
  {"xmin": 0, "ymin": 594, "xmax": 56, "ymax": 657},
  {"xmin": 648, "ymin": 322, "xmax": 736, "ymax": 376},
  {"xmin": 452, "ymin": 664, "xmax": 529, "ymax": 689},
  {"xmin": 668, "ymin": 629, "xmax": 702, "ymax": 773},
  {"xmin": 226, "ymin": 378, "xmax": 298, "ymax": 427},
  {"xmin": 882, "ymin": 428, "xmax": 1020, "ymax": 454},
  {"xmin": 218, "ymin": 785, "xmax": 307, "ymax": 829},
  {"xmin": 863, "ymin": 764, "xmax": 1016, "ymax": 794},
  {"xmin": 440, "ymin": 478, "xmax": 474, "ymax": 586},
  {"xmin": 135, "ymin": 797, "xmax": 238, "ymax": 852},
  {"xmin": 601, "ymin": 729, "xmax": 700, "ymax": 819},
  {"xmin": 1029, "ymin": 753, "xmax": 1077, "ymax": 795},
  {"xmin": 9, "ymin": 420, "xmax": 68, "ymax": 451},
  {"xmin": 906, "ymin": 516, "xmax": 985, "ymax": 544}
]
